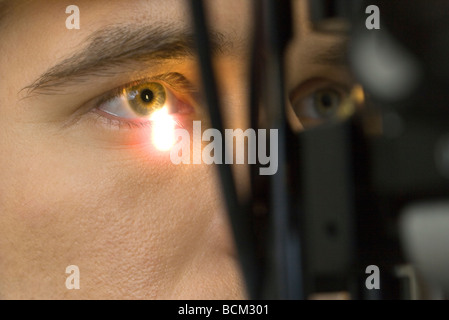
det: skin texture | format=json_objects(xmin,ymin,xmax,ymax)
[{"xmin": 0, "ymin": 0, "xmax": 354, "ymax": 299}]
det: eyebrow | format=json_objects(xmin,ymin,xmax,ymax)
[{"xmin": 23, "ymin": 23, "xmax": 229, "ymax": 96}]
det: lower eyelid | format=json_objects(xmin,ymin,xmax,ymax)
[
  {"xmin": 90, "ymin": 107, "xmax": 195, "ymax": 133},
  {"xmin": 89, "ymin": 109, "xmax": 152, "ymax": 131}
]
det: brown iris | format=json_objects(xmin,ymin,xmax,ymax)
[{"xmin": 125, "ymin": 82, "xmax": 167, "ymax": 116}]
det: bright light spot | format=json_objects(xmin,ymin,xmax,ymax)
[{"xmin": 150, "ymin": 106, "xmax": 176, "ymax": 151}]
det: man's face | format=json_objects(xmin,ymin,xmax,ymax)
[{"xmin": 0, "ymin": 0, "xmax": 354, "ymax": 299}]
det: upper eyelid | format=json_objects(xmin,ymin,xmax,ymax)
[
  {"xmin": 152, "ymin": 73, "xmax": 197, "ymax": 93},
  {"xmin": 289, "ymin": 78, "xmax": 350, "ymax": 104}
]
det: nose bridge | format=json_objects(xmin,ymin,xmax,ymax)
[
  {"xmin": 215, "ymin": 58, "xmax": 250, "ymax": 131},
  {"xmin": 210, "ymin": 57, "xmax": 252, "ymax": 201}
]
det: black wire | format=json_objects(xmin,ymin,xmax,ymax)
[
  {"xmin": 261, "ymin": 0, "xmax": 304, "ymax": 299},
  {"xmin": 248, "ymin": 1, "xmax": 270, "ymax": 299},
  {"xmin": 189, "ymin": 0, "xmax": 259, "ymax": 299}
]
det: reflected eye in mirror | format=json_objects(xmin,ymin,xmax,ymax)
[
  {"xmin": 288, "ymin": 79, "xmax": 365, "ymax": 130},
  {"xmin": 308, "ymin": 88, "xmax": 342, "ymax": 118}
]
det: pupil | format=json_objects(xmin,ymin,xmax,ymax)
[
  {"xmin": 320, "ymin": 94, "xmax": 333, "ymax": 108},
  {"xmin": 141, "ymin": 89, "xmax": 154, "ymax": 103}
]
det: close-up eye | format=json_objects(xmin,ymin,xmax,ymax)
[
  {"xmin": 90, "ymin": 72, "xmax": 198, "ymax": 132},
  {"xmin": 289, "ymin": 80, "xmax": 351, "ymax": 130},
  {"xmin": 97, "ymin": 80, "xmax": 187, "ymax": 121},
  {"xmin": 86, "ymin": 76, "xmax": 196, "ymax": 150}
]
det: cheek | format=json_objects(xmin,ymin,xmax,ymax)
[{"xmin": 0, "ymin": 129, "xmax": 221, "ymax": 298}]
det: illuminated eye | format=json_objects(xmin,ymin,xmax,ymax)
[
  {"xmin": 98, "ymin": 82, "xmax": 177, "ymax": 119},
  {"xmin": 126, "ymin": 82, "xmax": 167, "ymax": 117}
]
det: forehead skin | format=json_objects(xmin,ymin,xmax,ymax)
[{"xmin": 0, "ymin": 0, "xmax": 349, "ymax": 299}]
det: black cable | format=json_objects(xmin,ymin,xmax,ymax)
[
  {"xmin": 189, "ymin": 0, "xmax": 259, "ymax": 299},
  {"xmin": 260, "ymin": 0, "xmax": 304, "ymax": 299}
]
